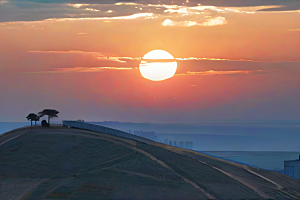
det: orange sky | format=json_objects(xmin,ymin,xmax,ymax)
[{"xmin": 0, "ymin": 0, "xmax": 299, "ymax": 122}]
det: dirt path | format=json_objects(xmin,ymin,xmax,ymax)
[
  {"xmin": 162, "ymin": 147, "xmax": 300, "ymax": 200},
  {"xmin": 244, "ymin": 166, "xmax": 300, "ymax": 200},
  {"xmin": 197, "ymin": 160, "xmax": 271, "ymax": 199},
  {"xmin": 0, "ymin": 129, "xmax": 29, "ymax": 147},
  {"xmin": 134, "ymin": 147, "xmax": 216, "ymax": 199}
]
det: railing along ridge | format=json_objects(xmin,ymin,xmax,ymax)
[{"xmin": 62, "ymin": 121, "xmax": 153, "ymax": 144}]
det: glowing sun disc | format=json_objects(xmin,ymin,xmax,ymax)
[{"xmin": 139, "ymin": 50, "xmax": 177, "ymax": 81}]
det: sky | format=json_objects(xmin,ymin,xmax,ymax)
[{"xmin": 0, "ymin": 0, "xmax": 299, "ymax": 122}]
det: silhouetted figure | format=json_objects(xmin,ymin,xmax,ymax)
[
  {"xmin": 38, "ymin": 109, "xmax": 59, "ymax": 126},
  {"xmin": 26, "ymin": 113, "xmax": 40, "ymax": 127},
  {"xmin": 41, "ymin": 120, "xmax": 50, "ymax": 127}
]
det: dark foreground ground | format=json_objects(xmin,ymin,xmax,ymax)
[{"xmin": 1, "ymin": 127, "xmax": 300, "ymax": 200}]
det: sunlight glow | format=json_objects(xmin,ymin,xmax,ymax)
[
  {"xmin": 139, "ymin": 50, "xmax": 177, "ymax": 81},
  {"xmin": 143, "ymin": 50, "xmax": 175, "ymax": 60}
]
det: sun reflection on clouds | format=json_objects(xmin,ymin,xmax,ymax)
[
  {"xmin": 67, "ymin": 4, "xmax": 89, "ymax": 8},
  {"xmin": 0, "ymin": 0, "xmax": 298, "ymax": 26},
  {"xmin": 115, "ymin": 2, "xmax": 139, "ymax": 6},
  {"xmin": 202, "ymin": 16, "xmax": 227, "ymax": 26},
  {"xmin": 162, "ymin": 16, "xmax": 227, "ymax": 26},
  {"xmin": 162, "ymin": 19, "xmax": 196, "ymax": 26},
  {"xmin": 85, "ymin": 8, "xmax": 100, "ymax": 12},
  {"xmin": 44, "ymin": 13, "xmax": 154, "ymax": 21},
  {"xmin": 27, "ymin": 50, "xmax": 261, "ymax": 63}
]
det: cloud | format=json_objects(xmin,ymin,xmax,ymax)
[
  {"xmin": 186, "ymin": 0, "xmax": 299, "ymax": 7},
  {"xmin": 176, "ymin": 69, "xmax": 280, "ymax": 76},
  {"xmin": 176, "ymin": 57, "xmax": 260, "ymax": 62},
  {"xmin": 2, "ymin": 50, "xmax": 298, "ymax": 74},
  {"xmin": 17, "ymin": 0, "xmax": 300, "ymax": 7},
  {"xmin": 162, "ymin": 19, "xmax": 197, "ymax": 27},
  {"xmin": 174, "ymin": 59, "xmax": 300, "ymax": 76},
  {"xmin": 1, "ymin": 0, "xmax": 298, "ymax": 24},
  {"xmin": 24, "ymin": 0, "xmax": 138, "ymax": 4},
  {"xmin": 28, "ymin": 50, "xmax": 261, "ymax": 63},
  {"xmin": 27, "ymin": 50, "xmax": 140, "ymax": 63},
  {"xmin": 44, "ymin": 13, "xmax": 154, "ymax": 22},
  {"xmin": 201, "ymin": 16, "xmax": 227, "ymax": 26},
  {"xmin": 177, "ymin": 70, "xmax": 252, "ymax": 75},
  {"xmin": 162, "ymin": 16, "xmax": 227, "ymax": 26},
  {"xmin": 28, "ymin": 50, "xmax": 99, "ymax": 54},
  {"xmin": 257, "ymin": 2, "xmax": 300, "ymax": 12},
  {"xmin": 85, "ymin": 8, "xmax": 100, "ymax": 12},
  {"xmin": 0, "ymin": 1, "xmax": 154, "ymax": 23},
  {"xmin": 26, "ymin": 66, "xmax": 133, "ymax": 73},
  {"xmin": 68, "ymin": 4, "xmax": 89, "ymax": 8}
]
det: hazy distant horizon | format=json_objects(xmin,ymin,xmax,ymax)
[
  {"xmin": 2, "ymin": 120, "xmax": 300, "ymax": 151},
  {"xmin": 3, "ymin": 119, "xmax": 300, "ymax": 124}
]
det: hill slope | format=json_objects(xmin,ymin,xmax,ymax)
[{"xmin": 0, "ymin": 127, "xmax": 300, "ymax": 200}]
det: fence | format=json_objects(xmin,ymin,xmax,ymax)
[
  {"xmin": 49, "ymin": 123, "xmax": 63, "ymax": 127},
  {"xmin": 62, "ymin": 121, "xmax": 153, "ymax": 144}
]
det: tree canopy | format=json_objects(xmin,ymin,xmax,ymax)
[
  {"xmin": 38, "ymin": 109, "xmax": 59, "ymax": 125},
  {"xmin": 26, "ymin": 113, "xmax": 39, "ymax": 127}
]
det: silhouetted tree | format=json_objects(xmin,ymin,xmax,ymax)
[
  {"xmin": 34, "ymin": 115, "xmax": 40, "ymax": 125},
  {"xmin": 38, "ymin": 109, "xmax": 59, "ymax": 126},
  {"xmin": 26, "ymin": 113, "xmax": 39, "ymax": 127}
]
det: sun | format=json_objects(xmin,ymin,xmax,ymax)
[{"xmin": 139, "ymin": 50, "xmax": 177, "ymax": 81}]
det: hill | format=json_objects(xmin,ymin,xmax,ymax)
[{"xmin": 1, "ymin": 127, "xmax": 300, "ymax": 200}]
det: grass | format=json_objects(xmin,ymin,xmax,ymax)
[
  {"xmin": 138, "ymin": 143, "xmax": 264, "ymax": 200},
  {"xmin": 0, "ymin": 131, "xmax": 134, "ymax": 179},
  {"xmin": 0, "ymin": 130, "xmax": 208, "ymax": 200},
  {"xmin": 3, "ymin": 128, "xmax": 296, "ymax": 199},
  {"xmin": 112, "ymin": 152, "xmax": 182, "ymax": 181},
  {"xmin": 44, "ymin": 169, "xmax": 207, "ymax": 200}
]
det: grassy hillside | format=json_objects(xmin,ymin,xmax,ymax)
[
  {"xmin": 0, "ymin": 127, "xmax": 300, "ymax": 200},
  {"xmin": 0, "ymin": 129, "xmax": 207, "ymax": 200}
]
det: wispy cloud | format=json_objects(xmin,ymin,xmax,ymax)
[
  {"xmin": 201, "ymin": 16, "xmax": 227, "ymax": 26},
  {"xmin": 257, "ymin": 2, "xmax": 300, "ymax": 12},
  {"xmin": 28, "ymin": 50, "xmax": 95, "ymax": 54},
  {"xmin": 0, "ymin": 1, "xmax": 298, "ymax": 24},
  {"xmin": 177, "ymin": 70, "xmax": 251, "ymax": 75},
  {"xmin": 177, "ymin": 69, "xmax": 280, "ymax": 76},
  {"xmin": 67, "ymin": 4, "xmax": 89, "ymax": 8},
  {"xmin": 44, "ymin": 13, "xmax": 154, "ymax": 21},
  {"xmin": 162, "ymin": 16, "xmax": 227, "ymax": 27},
  {"xmin": 289, "ymin": 29, "xmax": 300, "ymax": 31},
  {"xmin": 162, "ymin": 19, "xmax": 196, "ymax": 27},
  {"xmin": 26, "ymin": 67, "xmax": 133, "ymax": 73},
  {"xmin": 176, "ymin": 57, "xmax": 260, "ymax": 62},
  {"xmin": 27, "ymin": 50, "xmax": 140, "ymax": 63},
  {"xmin": 27, "ymin": 50, "xmax": 262, "ymax": 63},
  {"xmin": 85, "ymin": 8, "xmax": 100, "ymax": 12}
]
